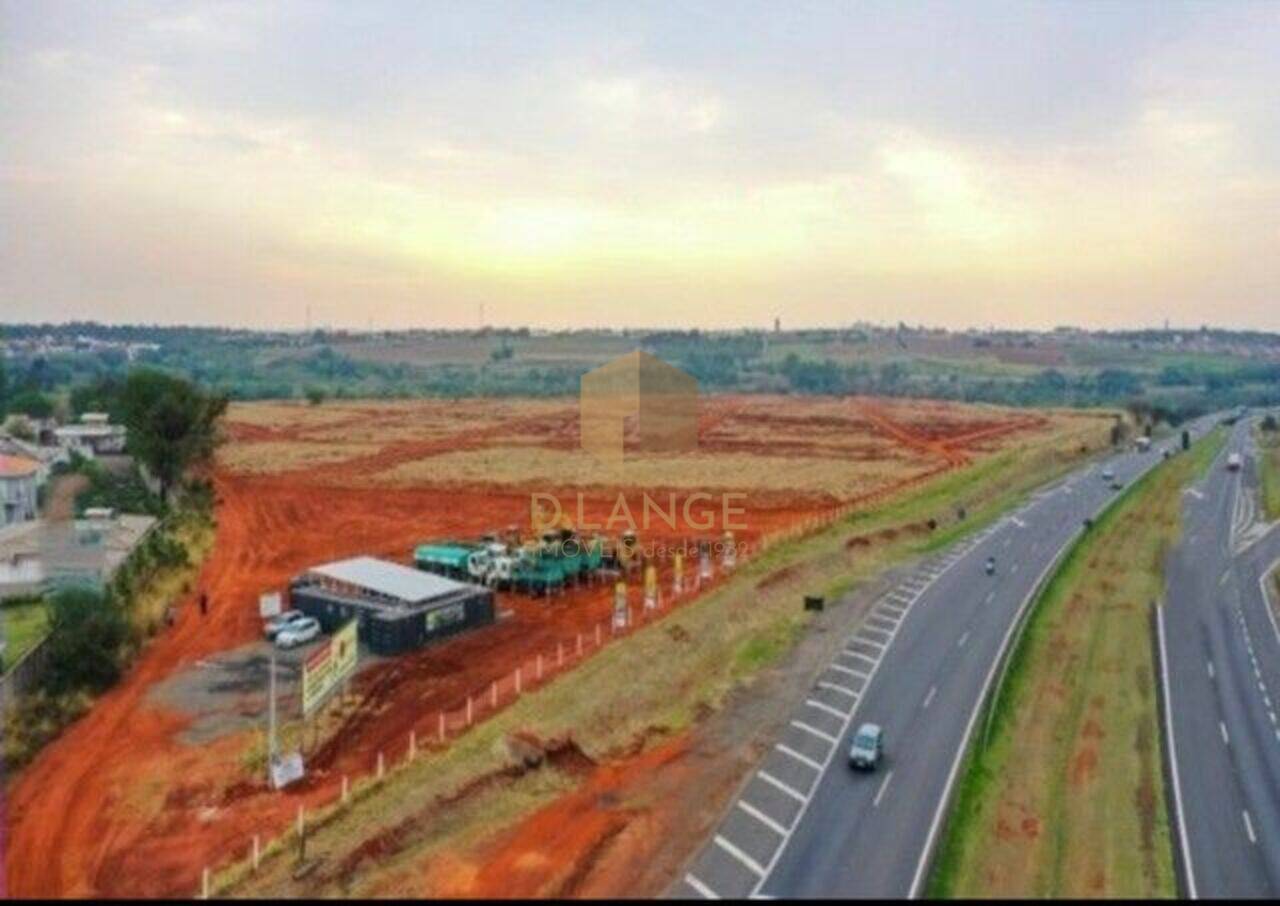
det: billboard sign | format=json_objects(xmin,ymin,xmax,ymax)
[
  {"xmin": 301, "ymin": 619, "xmax": 358, "ymax": 717},
  {"xmin": 259, "ymin": 592, "xmax": 282, "ymax": 619}
]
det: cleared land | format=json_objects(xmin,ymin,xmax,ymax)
[
  {"xmin": 930, "ymin": 430, "xmax": 1224, "ymax": 898},
  {"xmin": 4, "ymin": 394, "xmax": 1112, "ymax": 897}
]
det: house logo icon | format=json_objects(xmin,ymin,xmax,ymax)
[{"xmin": 579, "ymin": 351, "xmax": 699, "ymax": 460}]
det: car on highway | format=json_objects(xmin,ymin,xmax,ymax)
[
  {"xmin": 848, "ymin": 723, "xmax": 884, "ymax": 771},
  {"xmin": 275, "ymin": 615, "xmax": 322, "ymax": 649},
  {"xmin": 1101, "ymin": 468, "xmax": 1116, "ymax": 482},
  {"xmin": 1110, "ymin": 479, "xmax": 1124, "ymax": 490},
  {"xmin": 263, "ymin": 609, "xmax": 311, "ymax": 641},
  {"xmin": 1227, "ymin": 452, "xmax": 1243, "ymax": 472}
]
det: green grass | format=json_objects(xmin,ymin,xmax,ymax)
[
  {"xmin": 1256, "ymin": 426, "xmax": 1280, "ymax": 522},
  {"xmin": 1, "ymin": 597, "xmax": 49, "ymax": 673},
  {"xmin": 929, "ymin": 430, "xmax": 1224, "ymax": 899},
  {"xmin": 221, "ymin": 418, "xmax": 1115, "ymax": 897}
]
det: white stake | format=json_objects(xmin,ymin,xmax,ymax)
[
  {"xmin": 252, "ymin": 834, "xmax": 260, "ymax": 871},
  {"xmin": 515, "ymin": 667, "xmax": 522, "ymax": 695}
]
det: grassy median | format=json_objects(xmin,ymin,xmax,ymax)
[
  {"xmin": 1257, "ymin": 423, "xmax": 1280, "ymax": 522},
  {"xmin": 930, "ymin": 430, "xmax": 1224, "ymax": 898}
]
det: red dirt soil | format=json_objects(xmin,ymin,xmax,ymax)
[{"xmin": 3, "ymin": 395, "xmax": 1043, "ymax": 897}]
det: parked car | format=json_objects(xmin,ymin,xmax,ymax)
[
  {"xmin": 848, "ymin": 722, "xmax": 884, "ymax": 771},
  {"xmin": 264, "ymin": 610, "xmax": 311, "ymax": 641},
  {"xmin": 275, "ymin": 616, "xmax": 322, "ymax": 649}
]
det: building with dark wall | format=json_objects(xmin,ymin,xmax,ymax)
[{"xmin": 289, "ymin": 556, "xmax": 494, "ymax": 655}]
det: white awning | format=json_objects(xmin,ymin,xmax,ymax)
[{"xmin": 305, "ymin": 556, "xmax": 475, "ymax": 604}]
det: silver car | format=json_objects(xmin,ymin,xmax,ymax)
[
  {"xmin": 275, "ymin": 616, "xmax": 322, "ymax": 649},
  {"xmin": 848, "ymin": 722, "xmax": 884, "ymax": 771}
]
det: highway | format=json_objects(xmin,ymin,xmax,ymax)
[
  {"xmin": 1161, "ymin": 418, "xmax": 1280, "ymax": 897},
  {"xmin": 673, "ymin": 416, "xmax": 1219, "ymax": 899}
]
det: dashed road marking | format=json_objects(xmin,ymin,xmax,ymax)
[
  {"xmin": 1243, "ymin": 810, "xmax": 1257, "ymax": 845},
  {"xmin": 715, "ymin": 835, "xmax": 765, "ymax": 876},
  {"xmin": 757, "ymin": 770, "xmax": 807, "ymax": 803},
  {"xmin": 684, "ymin": 873, "xmax": 719, "ymax": 899},
  {"xmin": 790, "ymin": 719, "xmax": 838, "ymax": 745},
  {"xmin": 957, "ymin": 631, "xmax": 970, "ymax": 648},
  {"xmin": 817, "ymin": 680, "xmax": 858, "ymax": 698},
  {"xmin": 1221, "ymin": 721, "xmax": 1230, "ymax": 746},
  {"xmin": 873, "ymin": 770, "xmax": 894, "ymax": 807},
  {"xmin": 738, "ymin": 799, "xmax": 790, "ymax": 837},
  {"xmin": 775, "ymin": 743, "xmax": 823, "ymax": 772},
  {"xmin": 805, "ymin": 698, "xmax": 847, "ymax": 720},
  {"xmin": 923, "ymin": 685, "xmax": 937, "ymax": 709}
]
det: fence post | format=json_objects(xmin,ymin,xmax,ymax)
[
  {"xmin": 490, "ymin": 680, "xmax": 497, "ymax": 708},
  {"xmin": 409, "ymin": 730, "xmax": 416, "ymax": 762},
  {"xmin": 558, "ymin": 642, "xmax": 564, "ymax": 667},
  {"xmin": 201, "ymin": 866, "xmax": 210, "ymax": 900},
  {"xmin": 342, "ymin": 774, "xmax": 349, "ymax": 803},
  {"xmin": 466, "ymin": 696, "xmax": 473, "ymax": 726},
  {"xmin": 377, "ymin": 750, "xmax": 385, "ymax": 780},
  {"xmin": 537, "ymin": 653, "xmax": 544, "ymax": 680},
  {"xmin": 595, "ymin": 623, "xmax": 601, "ymax": 646},
  {"xmin": 515, "ymin": 667, "xmax": 522, "ymax": 695},
  {"xmin": 438, "ymin": 711, "xmax": 445, "ymax": 742},
  {"xmin": 252, "ymin": 834, "xmax": 260, "ymax": 872},
  {"xmin": 577, "ymin": 633, "xmax": 582, "ymax": 657}
]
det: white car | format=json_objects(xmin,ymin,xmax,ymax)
[
  {"xmin": 275, "ymin": 616, "xmax": 322, "ymax": 649},
  {"xmin": 263, "ymin": 610, "xmax": 310, "ymax": 641}
]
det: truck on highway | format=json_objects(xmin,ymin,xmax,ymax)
[
  {"xmin": 1135, "ymin": 436, "xmax": 1151, "ymax": 453},
  {"xmin": 1227, "ymin": 452, "xmax": 1243, "ymax": 472}
]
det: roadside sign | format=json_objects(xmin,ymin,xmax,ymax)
[
  {"xmin": 301, "ymin": 619, "xmax": 359, "ymax": 717},
  {"xmin": 644, "ymin": 564, "xmax": 658, "ymax": 610},
  {"xmin": 269, "ymin": 751, "xmax": 305, "ymax": 789},
  {"xmin": 259, "ymin": 592, "xmax": 282, "ymax": 619},
  {"xmin": 673, "ymin": 552, "xmax": 684, "ymax": 594}
]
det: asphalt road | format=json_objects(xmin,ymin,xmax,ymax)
[
  {"xmin": 1161, "ymin": 418, "xmax": 1280, "ymax": 897},
  {"xmin": 674, "ymin": 417, "xmax": 1219, "ymax": 899}
]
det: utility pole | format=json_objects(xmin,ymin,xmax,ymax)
[{"xmin": 267, "ymin": 649, "xmax": 278, "ymax": 785}]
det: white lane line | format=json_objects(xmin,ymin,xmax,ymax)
[
  {"xmin": 790, "ymin": 719, "xmax": 838, "ymax": 745},
  {"xmin": 684, "ymin": 873, "xmax": 719, "ymax": 900},
  {"xmin": 1221, "ymin": 721, "xmax": 1230, "ymax": 746},
  {"xmin": 805, "ymin": 698, "xmax": 847, "ymax": 720},
  {"xmin": 714, "ymin": 835, "xmax": 766, "ymax": 877},
  {"xmin": 985, "ymin": 591, "xmax": 996, "ymax": 605},
  {"xmin": 923, "ymin": 685, "xmax": 938, "ymax": 709},
  {"xmin": 873, "ymin": 769, "xmax": 895, "ymax": 808},
  {"xmin": 852, "ymin": 635, "xmax": 887, "ymax": 650},
  {"xmin": 738, "ymin": 799, "xmax": 790, "ymax": 837},
  {"xmin": 1207, "ymin": 660, "xmax": 1215, "ymax": 680},
  {"xmin": 1011, "ymin": 563, "xmax": 1020, "ymax": 574},
  {"xmin": 957, "ymin": 631, "xmax": 970, "ymax": 648},
  {"xmin": 1158, "ymin": 606, "xmax": 1199, "ymax": 899},
  {"xmin": 757, "ymin": 770, "xmax": 807, "ymax": 804},
  {"xmin": 775, "ymin": 743, "xmax": 823, "ymax": 772},
  {"xmin": 817, "ymin": 680, "xmax": 858, "ymax": 698},
  {"xmin": 827, "ymin": 663, "xmax": 861, "ymax": 678},
  {"xmin": 1243, "ymin": 810, "xmax": 1257, "ymax": 845}
]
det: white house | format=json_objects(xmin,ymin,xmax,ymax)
[
  {"xmin": 54, "ymin": 412, "xmax": 127, "ymax": 458},
  {"xmin": 0, "ymin": 455, "xmax": 40, "ymax": 528}
]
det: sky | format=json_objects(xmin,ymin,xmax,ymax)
[{"xmin": 1, "ymin": 1, "xmax": 1278, "ymax": 332}]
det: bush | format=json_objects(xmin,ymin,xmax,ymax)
[{"xmin": 41, "ymin": 586, "xmax": 130, "ymax": 696}]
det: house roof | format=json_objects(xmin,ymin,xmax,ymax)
[
  {"xmin": 0, "ymin": 454, "xmax": 40, "ymax": 479},
  {"xmin": 303, "ymin": 556, "xmax": 476, "ymax": 604}
]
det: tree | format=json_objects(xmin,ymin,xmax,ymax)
[
  {"xmin": 117, "ymin": 369, "xmax": 227, "ymax": 504},
  {"xmin": 304, "ymin": 385, "xmax": 327, "ymax": 406},
  {"xmin": 0, "ymin": 355, "xmax": 8, "ymax": 418},
  {"xmin": 8, "ymin": 389, "xmax": 54, "ymax": 420},
  {"xmin": 42, "ymin": 586, "xmax": 130, "ymax": 695}
]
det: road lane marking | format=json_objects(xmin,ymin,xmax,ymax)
[
  {"xmin": 684, "ymin": 873, "xmax": 719, "ymax": 899},
  {"xmin": 817, "ymin": 680, "xmax": 858, "ymax": 698},
  {"xmin": 1157, "ymin": 606, "xmax": 1198, "ymax": 898},
  {"xmin": 738, "ymin": 799, "xmax": 790, "ymax": 836},
  {"xmin": 852, "ymin": 635, "xmax": 886, "ymax": 650},
  {"xmin": 827, "ymin": 662, "xmax": 861, "ymax": 678},
  {"xmin": 790, "ymin": 720, "xmax": 837, "ymax": 745},
  {"xmin": 873, "ymin": 770, "xmax": 895, "ymax": 808},
  {"xmin": 1207, "ymin": 660, "xmax": 1215, "ymax": 680},
  {"xmin": 1243, "ymin": 810, "xmax": 1257, "ymax": 845},
  {"xmin": 957, "ymin": 631, "xmax": 970, "ymax": 648},
  {"xmin": 1221, "ymin": 721, "xmax": 1230, "ymax": 746},
  {"xmin": 923, "ymin": 685, "xmax": 937, "ymax": 709},
  {"xmin": 804, "ymin": 698, "xmax": 847, "ymax": 719},
  {"xmin": 775, "ymin": 743, "xmax": 823, "ymax": 772},
  {"xmin": 757, "ymin": 770, "xmax": 807, "ymax": 803},
  {"xmin": 715, "ymin": 835, "xmax": 765, "ymax": 876}
]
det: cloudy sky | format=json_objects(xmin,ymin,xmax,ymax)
[{"xmin": 2, "ymin": 1, "xmax": 1277, "ymax": 331}]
